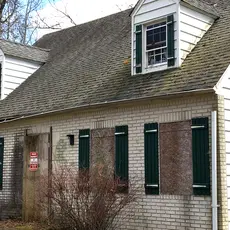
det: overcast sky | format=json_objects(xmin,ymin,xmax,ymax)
[{"xmin": 36, "ymin": 0, "xmax": 138, "ymax": 39}]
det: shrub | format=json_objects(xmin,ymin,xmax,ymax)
[{"xmin": 38, "ymin": 165, "xmax": 138, "ymax": 230}]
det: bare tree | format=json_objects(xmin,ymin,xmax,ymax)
[
  {"xmin": 0, "ymin": 0, "xmax": 19, "ymax": 24},
  {"xmin": 0, "ymin": 0, "xmax": 19, "ymax": 38},
  {"xmin": 33, "ymin": 0, "xmax": 76, "ymax": 35},
  {"xmin": 0, "ymin": 0, "xmax": 44, "ymax": 44},
  {"xmin": 0, "ymin": 0, "xmax": 58, "ymax": 44},
  {"xmin": 48, "ymin": 0, "xmax": 77, "ymax": 26},
  {"xmin": 18, "ymin": 0, "xmax": 43, "ymax": 44},
  {"xmin": 0, "ymin": 0, "xmax": 135, "ymax": 45}
]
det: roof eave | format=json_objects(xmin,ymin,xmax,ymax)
[
  {"xmin": 5, "ymin": 54, "xmax": 48, "ymax": 64},
  {"xmin": 0, "ymin": 88, "xmax": 215, "ymax": 124}
]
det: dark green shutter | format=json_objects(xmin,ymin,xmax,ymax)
[
  {"xmin": 0, "ymin": 64, "xmax": 2, "ymax": 98},
  {"xmin": 115, "ymin": 126, "xmax": 128, "ymax": 182},
  {"xmin": 167, "ymin": 15, "xmax": 175, "ymax": 67},
  {"xmin": 144, "ymin": 123, "xmax": 159, "ymax": 195},
  {"xmin": 136, "ymin": 25, "xmax": 142, "ymax": 74},
  {"xmin": 79, "ymin": 129, "xmax": 90, "ymax": 170},
  {"xmin": 0, "ymin": 138, "xmax": 4, "ymax": 190},
  {"xmin": 192, "ymin": 118, "xmax": 210, "ymax": 195}
]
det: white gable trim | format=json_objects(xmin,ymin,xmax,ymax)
[
  {"xmin": 130, "ymin": 0, "xmax": 145, "ymax": 17},
  {"xmin": 214, "ymin": 65, "xmax": 230, "ymax": 96}
]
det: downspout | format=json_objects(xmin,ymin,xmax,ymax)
[{"xmin": 212, "ymin": 111, "xmax": 218, "ymax": 230}]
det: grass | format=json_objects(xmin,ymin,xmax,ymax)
[{"xmin": 0, "ymin": 220, "xmax": 49, "ymax": 230}]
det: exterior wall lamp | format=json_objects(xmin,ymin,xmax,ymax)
[{"xmin": 67, "ymin": 134, "xmax": 74, "ymax": 145}]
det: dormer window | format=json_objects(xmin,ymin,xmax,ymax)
[
  {"xmin": 134, "ymin": 15, "xmax": 175, "ymax": 75},
  {"xmin": 146, "ymin": 20, "xmax": 167, "ymax": 66},
  {"xmin": 132, "ymin": 0, "xmax": 217, "ymax": 76}
]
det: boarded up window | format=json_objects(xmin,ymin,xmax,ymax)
[
  {"xmin": 90, "ymin": 128, "xmax": 115, "ymax": 177},
  {"xmin": 160, "ymin": 121, "xmax": 192, "ymax": 195}
]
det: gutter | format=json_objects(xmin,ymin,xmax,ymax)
[
  {"xmin": 0, "ymin": 88, "xmax": 214, "ymax": 124},
  {"xmin": 212, "ymin": 111, "xmax": 218, "ymax": 230}
]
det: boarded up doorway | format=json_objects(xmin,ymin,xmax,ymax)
[{"xmin": 22, "ymin": 132, "xmax": 51, "ymax": 221}]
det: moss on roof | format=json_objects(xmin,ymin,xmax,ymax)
[{"xmin": 0, "ymin": 1, "xmax": 229, "ymax": 119}]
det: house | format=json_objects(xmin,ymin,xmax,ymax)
[{"xmin": 0, "ymin": 0, "xmax": 229, "ymax": 229}]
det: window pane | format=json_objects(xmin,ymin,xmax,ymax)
[
  {"xmin": 146, "ymin": 20, "xmax": 167, "ymax": 66},
  {"xmin": 147, "ymin": 25, "xmax": 154, "ymax": 30},
  {"xmin": 161, "ymin": 26, "xmax": 166, "ymax": 32},
  {"xmin": 162, "ymin": 48, "xmax": 167, "ymax": 62},
  {"xmin": 154, "ymin": 21, "xmax": 166, "ymax": 27},
  {"xmin": 162, "ymin": 53, "xmax": 167, "ymax": 62},
  {"xmin": 146, "ymin": 23, "xmax": 166, "ymax": 51},
  {"xmin": 147, "ymin": 47, "xmax": 167, "ymax": 66},
  {"xmin": 148, "ymin": 51, "xmax": 155, "ymax": 65},
  {"xmin": 147, "ymin": 30, "xmax": 154, "ymax": 50},
  {"xmin": 155, "ymin": 49, "xmax": 161, "ymax": 55},
  {"xmin": 154, "ymin": 33, "xmax": 160, "ymax": 43},
  {"xmin": 155, "ymin": 55, "xmax": 161, "ymax": 63},
  {"xmin": 155, "ymin": 27, "xmax": 161, "ymax": 34},
  {"xmin": 161, "ymin": 31, "xmax": 166, "ymax": 42}
]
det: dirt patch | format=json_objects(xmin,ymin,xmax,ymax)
[{"xmin": 0, "ymin": 220, "xmax": 49, "ymax": 230}]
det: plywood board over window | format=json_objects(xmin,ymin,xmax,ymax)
[
  {"xmin": 160, "ymin": 121, "xmax": 192, "ymax": 195},
  {"xmin": 90, "ymin": 128, "xmax": 115, "ymax": 177}
]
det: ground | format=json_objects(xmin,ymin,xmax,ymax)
[{"xmin": 0, "ymin": 220, "xmax": 49, "ymax": 230}]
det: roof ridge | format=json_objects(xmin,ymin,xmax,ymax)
[
  {"xmin": 0, "ymin": 38, "xmax": 50, "ymax": 52},
  {"xmin": 38, "ymin": 8, "xmax": 133, "ymax": 41}
]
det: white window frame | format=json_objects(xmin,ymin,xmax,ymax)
[{"xmin": 143, "ymin": 18, "xmax": 168, "ymax": 71}]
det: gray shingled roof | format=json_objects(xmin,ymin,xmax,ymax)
[
  {"xmin": 0, "ymin": 0, "xmax": 228, "ymax": 120},
  {"xmin": 0, "ymin": 39, "xmax": 49, "ymax": 63},
  {"xmin": 181, "ymin": 0, "xmax": 219, "ymax": 17}
]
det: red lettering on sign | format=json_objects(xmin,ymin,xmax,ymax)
[{"xmin": 30, "ymin": 152, "xmax": 38, "ymax": 158}]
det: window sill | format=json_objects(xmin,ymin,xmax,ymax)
[
  {"xmin": 147, "ymin": 62, "xmax": 167, "ymax": 68},
  {"xmin": 144, "ymin": 63, "xmax": 168, "ymax": 74},
  {"xmin": 132, "ymin": 62, "xmax": 179, "ymax": 76}
]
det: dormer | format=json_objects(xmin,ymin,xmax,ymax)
[{"xmin": 131, "ymin": 0, "xmax": 218, "ymax": 75}]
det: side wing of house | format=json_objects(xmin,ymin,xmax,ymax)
[
  {"xmin": 1, "ymin": 56, "xmax": 41, "ymax": 99},
  {"xmin": 215, "ymin": 65, "xmax": 230, "ymax": 229},
  {"xmin": 0, "ymin": 40, "xmax": 49, "ymax": 99}
]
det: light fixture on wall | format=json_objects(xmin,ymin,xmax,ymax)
[{"xmin": 67, "ymin": 134, "xmax": 74, "ymax": 146}]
